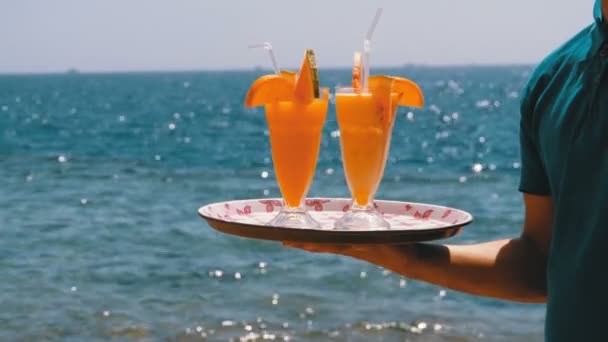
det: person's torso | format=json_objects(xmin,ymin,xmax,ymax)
[{"xmin": 530, "ymin": 19, "xmax": 608, "ymax": 342}]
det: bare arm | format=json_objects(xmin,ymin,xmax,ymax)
[{"xmin": 284, "ymin": 193, "xmax": 553, "ymax": 303}]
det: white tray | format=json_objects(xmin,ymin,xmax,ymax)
[{"xmin": 198, "ymin": 198, "xmax": 473, "ymax": 244}]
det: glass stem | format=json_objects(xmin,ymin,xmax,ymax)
[
  {"xmin": 351, "ymin": 201, "xmax": 374, "ymax": 212},
  {"xmin": 283, "ymin": 199, "xmax": 306, "ymax": 213}
]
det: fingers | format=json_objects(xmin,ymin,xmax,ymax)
[{"xmin": 282, "ymin": 241, "xmax": 367, "ymax": 256}]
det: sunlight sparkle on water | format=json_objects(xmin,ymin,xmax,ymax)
[
  {"xmin": 222, "ymin": 320, "xmax": 235, "ymax": 327},
  {"xmin": 476, "ymin": 100, "xmax": 491, "ymax": 108}
]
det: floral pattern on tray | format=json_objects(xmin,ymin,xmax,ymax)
[{"xmin": 200, "ymin": 198, "xmax": 473, "ymax": 231}]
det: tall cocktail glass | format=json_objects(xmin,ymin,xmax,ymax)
[{"xmin": 334, "ymin": 86, "xmax": 398, "ymax": 229}]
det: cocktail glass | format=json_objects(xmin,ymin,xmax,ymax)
[
  {"xmin": 333, "ymin": 85, "xmax": 399, "ymax": 230},
  {"xmin": 245, "ymin": 48, "xmax": 328, "ymax": 228},
  {"xmin": 264, "ymin": 88, "xmax": 329, "ymax": 228}
]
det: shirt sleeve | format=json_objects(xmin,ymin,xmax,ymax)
[{"xmin": 518, "ymin": 79, "xmax": 551, "ymax": 195}]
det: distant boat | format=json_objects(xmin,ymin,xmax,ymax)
[{"xmin": 66, "ymin": 68, "xmax": 80, "ymax": 75}]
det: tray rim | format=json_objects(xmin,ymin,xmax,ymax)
[{"xmin": 198, "ymin": 197, "xmax": 474, "ymax": 244}]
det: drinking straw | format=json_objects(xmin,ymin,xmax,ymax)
[
  {"xmin": 248, "ymin": 42, "xmax": 280, "ymax": 75},
  {"xmin": 361, "ymin": 8, "xmax": 383, "ymax": 92}
]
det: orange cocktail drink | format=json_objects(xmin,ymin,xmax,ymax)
[
  {"xmin": 335, "ymin": 88, "xmax": 398, "ymax": 207},
  {"xmin": 265, "ymin": 90, "xmax": 328, "ymax": 208},
  {"xmin": 334, "ymin": 57, "xmax": 424, "ymax": 230},
  {"xmin": 245, "ymin": 49, "xmax": 328, "ymax": 228}
]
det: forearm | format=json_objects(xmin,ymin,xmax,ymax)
[{"xmin": 362, "ymin": 238, "xmax": 548, "ymax": 303}]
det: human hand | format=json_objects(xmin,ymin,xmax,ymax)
[
  {"xmin": 282, "ymin": 242, "xmax": 411, "ymax": 272},
  {"xmin": 282, "ymin": 241, "xmax": 372, "ymax": 257}
]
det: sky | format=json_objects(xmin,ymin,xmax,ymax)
[{"xmin": 0, "ymin": 0, "xmax": 595, "ymax": 73}]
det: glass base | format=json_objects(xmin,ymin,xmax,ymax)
[
  {"xmin": 334, "ymin": 203, "xmax": 390, "ymax": 230},
  {"xmin": 266, "ymin": 208, "xmax": 321, "ymax": 229}
]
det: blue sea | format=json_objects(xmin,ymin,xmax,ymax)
[{"xmin": 0, "ymin": 66, "xmax": 546, "ymax": 341}]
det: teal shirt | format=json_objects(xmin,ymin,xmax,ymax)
[{"xmin": 519, "ymin": 1, "xmax": 608, "ymax": 341}]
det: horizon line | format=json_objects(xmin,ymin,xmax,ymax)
[{"xmin": 0, "ymin": 62, "xmax": 537, "ymax": 77}]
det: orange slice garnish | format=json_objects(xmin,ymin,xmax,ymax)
[
  {"xmin": 391, "ymin": 76, "xmax": 424, "ymax": 108},
  {"xmin": 368, "ymin": 75, "xmax": 425, "ymax": 125},
  {"xmin": 244, "ymin": 74, "xmax": 295, "ymax": 107},
  {"xmin": 294, "ymin": 49, "xmax": 320, "ymax": 102},
  {"xmin": 368, "ymin": 75, "xmax": 396, "ymax": 126}
]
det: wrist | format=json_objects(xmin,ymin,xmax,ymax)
[{"xmin": 359, "ymin": 244, "xmax": 416, "ymax": 275}]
